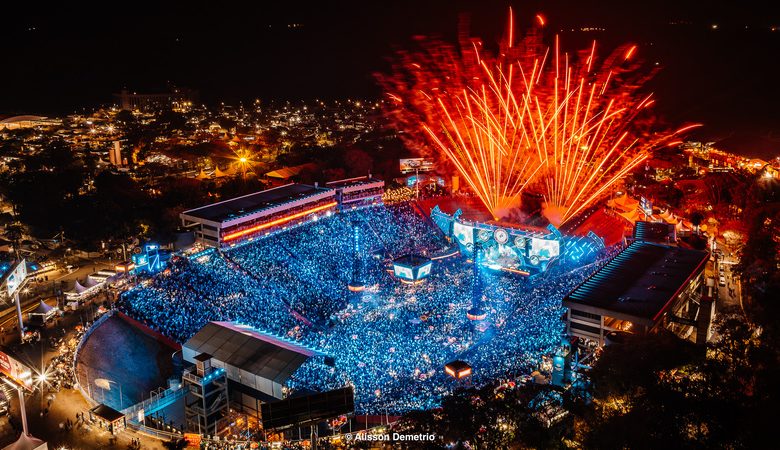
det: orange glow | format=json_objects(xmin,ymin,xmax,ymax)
[
  {"xmin": 673, "ymin": 123, "xmax": 703, "ymax": 135},
  {"xmin": 115, "ymin": 263, "xmax": 135, "ymax": 272},
  {"xmin": 380, "ymin": 11, "xmax": 698, "ymax": 225},
  {"xmin": 500, "ymin": 267, "xmax": 530, "ymax": 276},
  {"xmin": 536, "ymin": 14, "xmax": 546, "ymax": 27},
  {"xmin": 222, "ymin": 202, "xmax": 337, "ymax": 242},
  {"xmin": 624, "ymin": 45, "xmax": 637, "ymax": 60}
]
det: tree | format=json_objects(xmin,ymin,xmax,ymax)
[
  {"xmin": 115, "ymin": 109, "xmax": 136, "ymax": 126},
  {"xmin": 343, "ymin": 147, "xmax": 373, "ymax": 177},
  {"xmin": 690, "ymin": 210, "xmax": 705, "ymax": 229}
]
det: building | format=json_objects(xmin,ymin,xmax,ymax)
[
  {"xmin": 109, "ymin": 141, "xmax": 123, "ymax": 166},
  {"xmin": 180, "ymin": 183, "xmax": 337, "ymax": 248},
  {"xmin": 325, "ymin": 176, "xmax": 385, "ymax": 209},
  {"xmin": 632, "ymin": 221, "xmax": 676, "ymax": 244},
  {"xmin": 563, "ymin": 241, "xmax": 712, "ymax": 345},
  {"xmin": 114, "ymin": 87, "xmax": 197, "ymax": 111},
  {"xmin": 183, "ymin": 322, "xmax": 327, "ymax": 418},
  {"xmin": 0, "ymin": 115, "xmax": 61, "ymax": 130}
]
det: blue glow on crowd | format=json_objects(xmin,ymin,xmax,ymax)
[{"xmin": 119, "ymin": 204, "xmax": 602, "ymax": 413}]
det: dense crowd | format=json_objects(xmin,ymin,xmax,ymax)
[{"xmin": 119, "ymin": 203, "xmax": 600, "ymax": 413}]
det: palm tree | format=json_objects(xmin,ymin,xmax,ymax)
[{"xmin": 5, "ymin": 222, "xmax": 25, "ymax": 260}]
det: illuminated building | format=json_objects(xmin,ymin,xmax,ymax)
[
  {"xmin": 183, "ymin": 322, "xmax": 328, "ymax": 419},
  {"xmin": 325, "ymin": 176, "xmax": 385, "ymax": 209},
  {"xmin": 563, "ymin": 241, "xmax": 713, "ymax": 346},
  {"xmin": 0, "ymin": 115, "xmax": 61, "ymax": 130},
  {"xmin": 180, "ymin": 183, "xmax": 338, "ymax": 247},
  {"xmin": 114, "ymin": 86, "xmax": 197, "ymax": 111},
  {"xmin": 109, "ymin": 141, "xmax": 123, "ymax": 166}
]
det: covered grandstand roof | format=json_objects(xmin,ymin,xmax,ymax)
[
  {"xmin": 181, "ymin": 183, "xmax": 333, "ymax": 223},
  {"xmin": 184, "ymin": 322, "xmax": 324, "ymax": 384},
  {"xmin": 633, "ymin": 221, "xmax": 674, "ymax": 243},
  {"xmin": 265, "ymin": 163, "xmax": 318, "ymax": 179},
  {"xmin": 563, "ymin": 241, "xmax": 708, "ymax": 326},
  {"xmin": 325, "ymin": 176, "xmax": 383, "ymax": 188}
]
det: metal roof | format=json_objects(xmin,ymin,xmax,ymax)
[
  {"xmin": 393, "ymin": 254, "xmax": 432, "ymax": 268},
  {"xmin": 563, "ymin": 241, "xmax": 708, "ymax": 324},
  {"xmin": 184, "ymin": 322, "xmax": 322, "ymax": 384},
  {"xmin": 325, "ymin": 176, "xmax": 383, "ymax": 188},
  {"xmin": 181, "ymin": 183, "xmax": 332, "ymax": 223}
]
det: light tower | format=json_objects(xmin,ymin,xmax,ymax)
[
  {"xmin": 467, "ymin": 238, "xmax": 487, "ymax": 321},
  {"xmin": 348, "ymin": 221, "xmax": 365, "ymax": 292}
]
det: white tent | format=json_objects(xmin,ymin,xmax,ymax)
[
  {"xmin": 83, "ymin": 276, "xmax": 100, "ymax": 288},
  {"xmin": 1, "ymin": 433, "xmax": 47, "ymax": 450},
  {"xmin": 27, "ymin": 301, "xmax": 57, "ymax": 324}
]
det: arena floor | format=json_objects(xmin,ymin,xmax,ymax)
[{"xmin": 75, "ymin": 313, "xmax": 179, "ymax": 411}]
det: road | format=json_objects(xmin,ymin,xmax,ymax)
[{"xmin": 711, "ymin": 238, "xmax": 743, "ymax": 314}]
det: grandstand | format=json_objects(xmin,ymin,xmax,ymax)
[
  {"xmin": 326, "ymin": 175, "xmax": 385, "ymax": 209},
  {"xmin": 180, "ymin": 178, "xmax": 386, "ymax": 248},
  {"xmin": 180, "ymin": 183, "xmax": 337, "ymax": 247},
  {"xmin": 184, "ymin": 321, "xmax": 328, "ymax": 417},
  {"xmin": 563, "ymin": 241, "xmax": 711, "ymax": 345}
]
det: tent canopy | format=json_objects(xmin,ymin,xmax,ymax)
[
  {"xmin": 1, "ymin": 433, "xmax": 46, "ymax": 450},
  {"xmin": 30, "ymin": 301, "xmax": 54, "ymax": 316}
]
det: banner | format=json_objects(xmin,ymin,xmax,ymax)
[
  {"xmin": 399, "ymin": 158, "xmax": 435, "ymax": 174},
  {"xmin": 0, "ymin": 350, "xmax": 32, "ymax": 389}
]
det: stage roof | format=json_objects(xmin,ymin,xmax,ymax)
[
  {"xmin": 393, "ymin": 254, "xmax": 432, "ymax": 268},
  {"xmin": 563, "ymin": 241, "xmax": 708, "ymax": 325},
  {"xmin": 181, "ymin": 183, "xmax": 332, "ymax": 223},
  {"xmin": 184, "ymin": 322, "xmax": 324, "ymax": 384}
]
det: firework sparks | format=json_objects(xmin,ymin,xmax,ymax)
[{"xmin": 380, "ymin": 9, "xmax": 699, "ymax": 225}]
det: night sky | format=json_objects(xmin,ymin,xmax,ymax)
[{"xmin": 2, "ymin": 0, "xmax": 779, "ymax": 157}]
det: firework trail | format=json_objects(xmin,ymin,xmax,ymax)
[{"xmin": 379, "ymin": 10, "xmax": 698, "ymax": 225}]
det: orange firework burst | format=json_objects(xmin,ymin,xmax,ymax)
[{"xmin": 379, "ymin": 9, "xmax": 699, "ymax": 225}]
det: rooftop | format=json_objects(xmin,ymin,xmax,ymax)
[
  {"xmin": 90, "ymin": 403, "xmax": 125, "ymax": 423},
  {"xmin": 181, "ymin": 183, "xmax": 332, "ymax": 223},
  {"xmin": 393, "ymin": 254, "xmax": 432, "ymax": 267},
  {"xmin": 633, "ymin": 221, "xmax": 674, "ymax": 243},
  {"xmin": 325, "ymin": 176, "xmax": 383, "ymax": 188},
  {"xmin": 563, "ymin": 241, "xmax": 708, "ymax": 325},
  {"xmin": 184, "ymin": 322, "xmax": 325, "ymax": 384}
]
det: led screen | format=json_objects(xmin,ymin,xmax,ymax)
[
  {"xmin": 393, "ymin": 265, "xmax": 414, "ymax": 280},
  {"xmin": 417, "ymin": 262, "xmax": 432, "ymax": 278},
  {"xmin": 529, "ymin": 238, "xmax": 560, "ymax": 260},
  {"xmin": 453, "ymin": 222, "xmax": 474, "ymax": 248}
]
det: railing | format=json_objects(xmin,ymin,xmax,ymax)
[
  {"xmin": 121, "ymin": 385, "xmax": 187, "ymax": 421},
  {"xmin": 130, "ymin": 423, "xmax": 184, "ymax": 442},
  {"xmin": 73, "ymin": 309, "xmax": 117, "ymax": 408}
]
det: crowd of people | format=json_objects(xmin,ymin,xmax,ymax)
[{"xmin": 118, "ymin": 203, "xmax": 602, "ymax": 413}]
